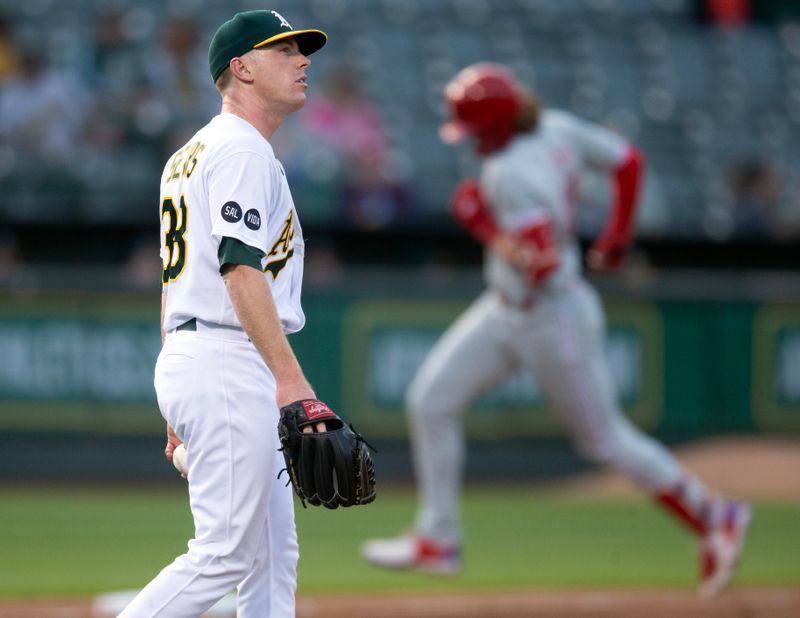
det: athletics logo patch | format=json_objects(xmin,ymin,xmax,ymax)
[
  {"xmin": 244, "ymin": 209, "xmax": 261, "ymax": 230},
  {"xmin": 221, "ymin": 201, "xmax": 242, "ymax": 223}
]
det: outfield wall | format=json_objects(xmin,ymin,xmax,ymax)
[{"xmin": 0, "ymin": 273, "xmax": 797, "ymax": 443}]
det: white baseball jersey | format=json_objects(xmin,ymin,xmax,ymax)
[
  {"xmin": 160, "ymin": 113, "xmax": 306, "ymax": 334},
  {"xmin": 481, "ymin": 109, "xmax": 629, "ymax": 305},
  {"xmin": 123, "ymin": 112, "xmax": 304, "ymax": 616},
  {"xmin": 401, "ymin": 109, "xmax": 705, "ymax": 547}
]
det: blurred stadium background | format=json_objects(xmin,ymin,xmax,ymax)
[
  {"xmin": 0, "ymin": 0, "xmax": 798, "ymax": 613},
  {"xmin": 0, "ymin": 0, "xmax": 797, "ymax": 476}
]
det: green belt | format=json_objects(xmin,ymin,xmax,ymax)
[{"xmin": 176, "ymin": 318, "xmax": 197, "ymax": 332}]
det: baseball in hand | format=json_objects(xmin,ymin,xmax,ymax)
[{"xmin": 172, "ymin": 443, "xmax": 188, "ymax": 478}]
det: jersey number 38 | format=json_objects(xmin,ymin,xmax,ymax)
[{"xmin": 162, "ymin": 195, "xmax": 187, "ymax": 285}]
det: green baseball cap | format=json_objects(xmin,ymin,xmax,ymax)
[{"xmin": 208, "ymin": 10, "xmax": 327, "ymax": 82}]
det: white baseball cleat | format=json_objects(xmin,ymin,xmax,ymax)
[
  {"xmin": 360, "ymin": 533, "xmax": 462, "ymax": 575},
  {"xmin": 698, "ymin": 501, "xmax": 752, "ymax": 597}
]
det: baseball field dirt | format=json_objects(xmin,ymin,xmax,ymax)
[
  {"xmin": 0, "ymin": 587, "xmax": 798, "ymax": 618},
  {"xmin": 0, "ymin": 435, "xmax": 797, "ymax": 618},
  {"xmin": 297, "ymin": 587, "xmax": 800, "ymax": 617}
]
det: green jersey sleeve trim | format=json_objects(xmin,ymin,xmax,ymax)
[{"xmin": 218, "ymin": 236, "xmax": 265, "ymax": 272}]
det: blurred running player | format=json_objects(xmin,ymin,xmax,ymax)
[{"xmin": 361, "ymin": 62, "xmax": 750, "ymax": 598}]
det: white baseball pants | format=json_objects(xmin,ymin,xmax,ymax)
[
  {"xmin": 408, "ymin": 282, "xmax": 688, "ymax": 544},
  {"xmin": 119, "ymin": 326, "xmax": 298, "ymax": 617}
]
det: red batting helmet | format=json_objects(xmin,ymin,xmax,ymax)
[{"xmin": 440, "ymin": 63, "xmax": 522, "ymax": 155}]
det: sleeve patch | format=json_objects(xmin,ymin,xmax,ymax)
[
  {"xmin": 244, "ymin": 209, "xmax": 262, "ymax": 230},
  {"xmin": 221, "ymin": 201, "xmax": 243, "ymax": 223}
]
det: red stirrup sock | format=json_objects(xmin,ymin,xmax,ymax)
[{"xmin": 655, "ymin": 476, "xmax": 720, "ymax": 536}]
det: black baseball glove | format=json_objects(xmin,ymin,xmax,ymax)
[{"xmin": 277, "ymin": 399, "xmax": 376, "ymax": 509}]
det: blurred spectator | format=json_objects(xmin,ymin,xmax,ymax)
[
  {"xmin": 89, "ymin": 10, "xmax": 151, "ymax": 95},
  {"xmin": 123, "ymin": 234, "xmax": 161, "ymax": 291},
  {"xmin": 0, "ymin": 225, "xmax": 21, "ymax": 285},
  {"xmin": 0, "ymin": 39, "xmax": 88, "ymax": 219},
  {"xmin": 302, "ymin": 236, "xmax": 344, "ymax": 289},
  {"xmin": 73, "ymin": 9, "xmax": 167, "ymax": 220},
  {"xmin": 0, "ymin": 0, "xmax": 794, "ymax": 255},
  {"xmin": 0, "ymin": 18, "xmax": 17, "ymax": 82},
  {"xmin": 727, "ymin": 160, "xmax": 783, "ymax": 239},
  {"xmin": 0, "ymin": 43, "xmax": 87, "ymax": 162},
  {"xmin": 697, "ymin": 0, "xmax": 800, "ymax": 25},
  {"xmin": 86, "ymin": 9, "xmax": 166, "ymax": 153},
  {"xmin": 695, "ymin": 0, "xmax": 753, "ymax": 26},
  {"xmin": 301, "ymin": 64, "xmax": 388, "ymax": 168},
  {"xmin": 282, "ymin": 64, "xmax": 413, "ymax": 230},
  {"xmin": 146, "ymin": 15, "xmax": 219, "ymax": 155}
]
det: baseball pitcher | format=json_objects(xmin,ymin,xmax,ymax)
[{"xmin": 120, "ymin": 11, "xmax": 373, "ymax": 618}]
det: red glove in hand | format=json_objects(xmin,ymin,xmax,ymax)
[{"xmin": 450, "ymin": 179, "xmax": 499, "ymax": 244}]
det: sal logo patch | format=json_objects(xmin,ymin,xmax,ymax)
[
  {"xmin": 221, "ymin": 201, "xmax": 242, "ymax": 223},
  {"xmin": 244, "ymin": 209, "xmax": 261, "ymax": 230}
]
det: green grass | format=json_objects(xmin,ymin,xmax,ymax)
[{"xmin": 0, "ymin": 484, "xmax": 797, "ymax": 598}]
